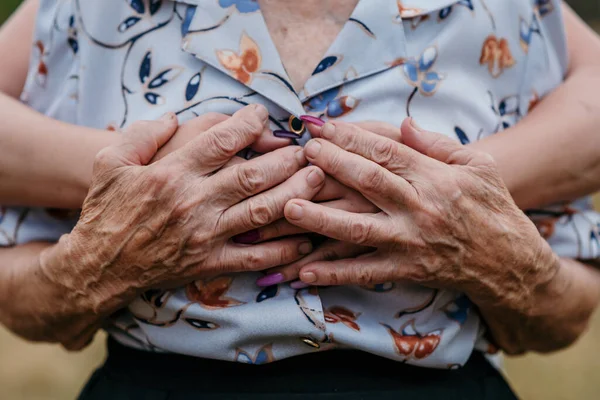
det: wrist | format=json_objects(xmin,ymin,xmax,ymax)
[
  {"xmin": 67, "ymin": 127, "xmax": 121, "ymax": 208},
  {"xmin": 39, "ymin": 232, "xmax": 133, "ymax": 317}
]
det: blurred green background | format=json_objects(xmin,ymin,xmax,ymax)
[{"xmin": 0, "ymin": 1, "xmax": 599, "ymax": 399}]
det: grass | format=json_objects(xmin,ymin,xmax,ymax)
[
  {"xmin": 0, "ymin": 0, "xmax": 22, "ymax": 21},
  {"xmin": 0, "ymin": 2, "xmax": 599, "ymax": 399}
]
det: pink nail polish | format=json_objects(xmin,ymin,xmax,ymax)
[
  {"xmin": 290, "ymin": 281, "xmax": 311, "ymax": 289},
  {"xmin": 300, "ymin": 115, "xmax": 325, "ymax": 127},
  {"xmin": 256, "ymin": 273, "xmax": 285, "ymax": 287},
  {"xmin": 232, "ymin": 230, "xmax": 260, "ymax": 244}
]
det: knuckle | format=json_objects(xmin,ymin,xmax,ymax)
[
  {"xmin": 332, "ymin": 123, "xmax": 353, "ymax": 147},
  {"xmin": 237, "ymin": 164, "xmax": 267, "ymax": 195},
  {"xmin": 325, "ymin": 269, "xmax": 340, "ymax": 285},
  {"xmin": 211, "ymin": 131, "xmax": 239, "ymax": 157},
  {"xmin": 283, "ymin": 147, "xmax": 302, "ymax": 170},
  {"xmin": 401, "ymin": 152, "xmax": 417, "ymax": 170},
  {"xmin": 320, "ymin": 248, "xmax": 340, "ymax": 262},
  {"xmin": 247, "ymin": 197, "xmax": 276, "ymax": 227},
  {"xmin": 277, "ymin": 245, "xmax": 294, "ymax": 264},
  {"xmin": 355, "ymin": 267, "xmax": 374, "ymax": 286},
  {"xmin": 371, "ymin": 140, "xmax": 397, "ymax": 167},
  {"xmin": 239, "ymin": 113, "xmax": 265, "ymax": 135},
  {"xmin": 349, "ymin": 219, "xmax": 373, "ymax": 245},
  {"xmin": 245, "ymin": 251, "xmax": 266, "ymax": 271},
  {"xmin": 326, "ymin": 149, "xmax": 343, "ymax": 174},
  {"xmin": 93, "ymin": 147, "xmax": 116, "ymax": 170},
  {"xmin": 357, "ymin": 166, "xmax": 386, "ymax": 193},
  {"xmin": 312, "ymin": 212, "xmax": 328, "ymax": 232}
]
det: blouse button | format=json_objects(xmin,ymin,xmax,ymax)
[
  {"xmin": 288, "ymin": 115, "xmax": 305, "ymax": 135},
  {"xmin": 301, "ymin": 337, "xmax": 321, "ymax": 349}
]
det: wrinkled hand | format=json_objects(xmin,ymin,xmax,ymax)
[
  {"xmin": 233, "ymin": 122, "xmax": 402, "ymax": 287},
  {"xmin": 40, "ymin": 105, "xmax": 326, "ymax": 313},
  {"xmin": 152, "ymin": 111, "xmax": 290, "ymax": 162},
  {"xmin": 282, "ymin": 118, "xmax": 558, "ymax": 311}
]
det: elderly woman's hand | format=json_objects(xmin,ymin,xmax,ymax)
[
  {"xmin": 152, "ymin": 111, "xmax": 292, "ymax": 162},
  {"xmin": 38, "ymin": 105, "xmax": 325, "ymax": 322},
  {"xmin": 284, "ymin": 118, "xmax": 560, "ymax": 312},
  {"xmin": 234, "ymin": 122, "xmax": 400, "ymax": 287}
]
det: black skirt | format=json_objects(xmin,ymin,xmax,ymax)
[{"xmin": 78, "ymin": 338, "xmax": 518, "ymax": 400}]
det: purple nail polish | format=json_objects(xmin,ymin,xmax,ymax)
[
  {"xmin": 232, "ymin": 230, "xmax": 260, "ymax": 244},
  {"xmin": 273, "ymin": 130, "xmax": 302, "ymax": 139},
  {"xmin": 300, "ymin": 115, "xmax": 325, "ymax": 127},
  {"xmin": 290, "ymin": 281, "xmax": 311, "ymax": 290},
  {"xmin": 256, "ymin": 273, "xmax": 285, "ymax": 287}
]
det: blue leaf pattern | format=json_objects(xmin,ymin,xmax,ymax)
[
  {"xmin": 118, "ymin": 16, "xmax": 141, "ymax": 33},
  {"xmin": 139, "ymin": 51, "xmax": 152, "ymax": 84},
  {"xmin": 182, "ymin": 5, "xmax": 197, "ymax": 36},
  {"xmin": 185, "ymin": 72, "xmax": 202, "ymax": 101},
  {"xmin": 128, "ymin": 0, "xmax": 145, "ymax": 14},
  {"xmin": 144, "ymin": 92, "xmax": 162, "ymax": 105},
  {"xmin": 256, "ymin": 285, "xmax": 278, "ymax": 302},
  {"xmin": 454, "ymin": 127, "xmax": 470, "ymax": 145},
  {"xmin": 148, "ymin": 68, "xmax": 175, "ymax": 89},
  {"xmin": 184, "ymin": 318, "xmax": 218, "ymax": 330},
  {"xmin": 150, "ymin": 0, "xmax": 162, "ymax": 15},
  {"xmin": 312, "ymin": 56, "xmax": 339, "ymax": 75}
]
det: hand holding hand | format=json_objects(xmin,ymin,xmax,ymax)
[
  {"xmin": 39, "ymin": 105, "xmax": 325, "ymax": 315},
  {"xmin": 282, "ymin": 118, "xmax": 558, "ymax": 312}
]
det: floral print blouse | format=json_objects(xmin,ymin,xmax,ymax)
[{"xmin": 2, "ymin": 0, "xmax": 599, "ymax": 369}]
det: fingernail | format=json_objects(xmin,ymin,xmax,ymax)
[
  {"xmin": 232, "ymin": 230, "xmax": 260, "ymax": 244},
  {"xmin": 409, "ymin": 118, "xmax": 422, "ymax": 132},
  {"xmin": 160, "ymin": 112, "xmax": 175, "ymax": 121},
  {"xmin": 305, "ymin": 140, "xmax": 322, "ymax": 158},
  {"xmin": 253, "ymin": 104, "xmax": 269, "ymax": 121},
  {"xmin": 256, "ymin": 273, "xmax": 284, "ymax": 287},
  {"xmin": 321, "ymin": 123, "xmax": 335, "ymax": 139},
  {"xmin": 300, "ymin": 115, "xmax": 325, "ymax": 127},
  {"xmin": 298, "ymin": 241, "xmax": 313, "ymax": 255},
  {"xmin": 287, "ymin": 203, "xmax": 304, "ymax": 220},
  {"xmin": 290, "ymin": 280, "xmax": 312, "ymax": 289},
  {"xmin": 306, "ymin": 168, "xmax": 324, "ymax": 188},
  {"xmin": 300, "ymin": 271, "xmax": 317, "ymax": 283},
  {"xmin": 295, "ymin": 148, "xmax": 306, "ymax": 164},
  {"xmin": 274, "ymin": 130, "xmax": 301, "ymax": 139}
]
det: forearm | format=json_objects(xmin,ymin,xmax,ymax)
[
  {"xmin": 0, "ymin": 239, "xmax": 128, "ymax": 350},
  {"xmin": 471, "ymin": 4, "xmax": 600, "ymax": 210},
  {"xmin": 471, "ymin": 68, "xmax": 600, "ymax": 209},
  {"xmin": 0, "ymin": 0, "xmax": 38, "ymax": 98},
  {"xmin": 0, "ymin": 92, "xmax": 119, "ymax": 208},
  {"xmin": 479, "ymin": 256, "xmax": 600, "ymax": 355}
]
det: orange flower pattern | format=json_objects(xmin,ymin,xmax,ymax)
[
  {"xmin": 186, "ymin": 276, "xmax": 245, "ymax": 309},
  {"xmin": 479, "ymin": 35, "xmax": 515, "ymax": 77},
  {"xmin": 382, "ymin": 320, "xmax": 443, "ymax": 360},
  {"xmin": 217, "ymin": 33, "xmax": 262, "ymax": 84},
  {"xmin": 324, "ymin": 306, "xmax": 361, "ymax": 331}
]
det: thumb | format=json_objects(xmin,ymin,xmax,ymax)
[
  {"xmin": 115, "ymin": 113, "xmax": 179, "ymax": 167},
  {"xmin": 401, "ymin": 118, "xmax": 480, "ymax": 166}
]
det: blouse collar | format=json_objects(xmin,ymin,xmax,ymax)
[{"xmin": 178, "ymin": 0, "xmax": 415, "ymax": 116}]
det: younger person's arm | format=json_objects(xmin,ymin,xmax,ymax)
[{"xmin": 472, "ymin": 3, "xmax": 600, "ymax": 209}]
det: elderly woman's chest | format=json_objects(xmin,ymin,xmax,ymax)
[{"xmin": 71, "ymin": 0, "xmax": 545, "ymax": 144}]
